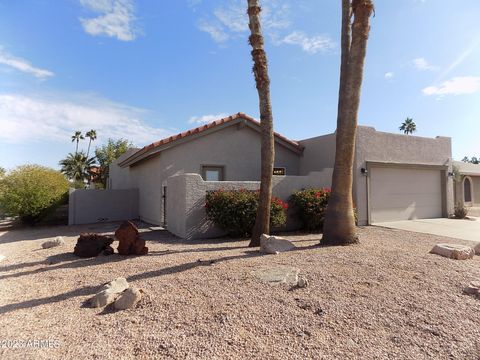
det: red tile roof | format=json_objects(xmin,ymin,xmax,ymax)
[{"xmin": 120, "ymin": 112, "xmax": 304, "ymax": 166}]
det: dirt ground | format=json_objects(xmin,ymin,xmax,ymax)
[{"xmin": 0, "ymin": 223, "xmax": 479, "ymax": 360}]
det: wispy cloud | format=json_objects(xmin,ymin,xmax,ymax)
[
  {"xmin": 0, "ymin": 49, "xmax": 54, "ymax": 79},
  {"xmin": 0, "ymin": 93, "xmax": 171, "ymax": 145},
  {"xmin": 197, "ymin": 20, "xmax": 229, "ymax": 43},
  {"xmin": 422, "ymin": 76, "xmax": 480, "ymax": 96},
  {"xmin": 79, "ymin": 0, "xmax": 138, "ymax": 41},
  {"xmin": 412, "ymin": 57, "xmax": 438, "ymax": 71},
  {"xmin": 384, "ymin": 72, "xmax": 394, "ymax": 80},
  {"xmin": 188, "ymin": 113, "xmax": 229, "ymax": 124},
  {"xmin": 280, "ymin": 31, "xmax": 335, "ymax": 54},
  {"xmin": 436, "ymin": 39, "xmax": 480, "ymax": 81}
]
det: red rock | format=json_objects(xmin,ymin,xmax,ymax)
[{"xmin": 115, "ymin": 221, "xmax": 148, "ymax": 255}]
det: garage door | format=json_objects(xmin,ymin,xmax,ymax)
[{"xmin": 370, "ymin": 167, "xmax": 443, "ymax": 223}]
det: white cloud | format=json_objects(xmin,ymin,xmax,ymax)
[
  {"xmin": 0, "ymin": 93, "xmax": 171, "ymax": 146},
  {"xmin": 188, "ymin": 113, "xmax": 229, "ymax": 124},
  {"xmin": 197, "ymin": 20, "xmax": 229, "ymax": 43},
  {"xmin": 0, "ymin": 49, "xmax": 54, "ymax": 79},
  {"xmin": 280, "ymin": 31, "xmax": 335, "ymax": 54},
  {"xmin": 384, "ymin": 72, "xmax": 394, "ymax": 79},
  {"xmin": 422, "ymin": 76, "xmax": 480, "ymax": 96},
  {"xmin": 412, "ymin": 57, "xmax": 438, "ymax": 71},
  {"xmin": 79, "ymin": 0, "xmax": 138, "ymax": 41}
]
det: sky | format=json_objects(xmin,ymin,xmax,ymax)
[{"xmin": 0, "ymin": 0, "xmax": 479, "ymax": 170}]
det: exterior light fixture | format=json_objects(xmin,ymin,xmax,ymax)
[{"xmin": 361, "ymin": 168, "xmax": 368, "ymax": 175}]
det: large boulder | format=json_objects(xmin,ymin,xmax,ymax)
[
  {"xmin": 260, "ymin": 234, "xmax": 296, "ymax": 255},
  {"xmin": 430, "ymin": 244, "xmax": 475, "ymax": 260},
  {"xmin": 90, "ymin": 277, "xmax": 129, "ymax": 308},
  {"xmin": 115, "ymin": 221, "xmax": 148, "ymax": 256},
  {"xmin": 114, "ymin": 287, "xmax": 142, "ymax": 310},
  {"xmin": 464, "ymin": 281, "xmax": 480, "ymax": 298},
  {"xmin": 42, "ymin": 237, "xmax": 65, "ymax": 249},
  {"xmin": 74, "ymin": 233, "xmax": 114, "ymax": 258}
]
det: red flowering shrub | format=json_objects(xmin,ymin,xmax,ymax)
[{"xmin": 205, "ymin": 189, "xmax": 287, "ymax": 237}]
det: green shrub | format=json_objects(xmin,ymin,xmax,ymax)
[
  {"xmin": 454, "ymin": 204, "xmax": 468, "ymax": 219},
  {"xmin": 0, "ymin": 165, "xmax": 69, "ymax": 224},
  {"xmin": 205, "ymin": 189, "xmax": 288, "ymax": 237},
  {"xmin": 290, "ymin": 188, "xmax": 331, "ymax": 230}
]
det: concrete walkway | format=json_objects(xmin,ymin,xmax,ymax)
[{"xmin": 374, "ymin": 217, "xmax": 480, "ymax": 243}]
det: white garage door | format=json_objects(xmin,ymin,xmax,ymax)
[{"xmin": 370, "ymin": 167, "xmax": 443, "ymax": 223}]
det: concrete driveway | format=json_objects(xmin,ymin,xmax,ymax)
[{"xmin": 374, "ymin": 217, "xmax": 480, "ymax": 243}]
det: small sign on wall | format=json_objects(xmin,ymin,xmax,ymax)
[{"xmin": 273, "ymin": 167, "xmax": 286, "ymax": 176}]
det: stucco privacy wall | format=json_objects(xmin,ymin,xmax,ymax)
[
  {"xmin": 355, "ymin": 126, "xmax": 453, "ymax": 224},
  {"xmin": 109, "ymin": 148, "xmax": 138, "ymax": 190},
  {"xmin": 111, "ymin": 124, "xmax": 301, "ymax": 225},
  {"xmin": 166, "ymin": 171, "xmax": 332, "ymax": 240},
  {"xmin": 68, "ymin": 189, "xmax": 138, "ymax": 225}
]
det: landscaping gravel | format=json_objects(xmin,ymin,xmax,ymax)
[{"xmin": 0, "ymin": 223, "xmax": 479, "ymax": 360}]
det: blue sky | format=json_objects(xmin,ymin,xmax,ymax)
[{"xmin": 0, "ymin": 0, "xmax": 479, "ymax": 169}]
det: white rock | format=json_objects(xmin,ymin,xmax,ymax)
[
  {"xmin": 41, "ymin": 237, "xmax": 65, "ymax": 249},
  {"xmin": 464, "ymin": 281, "xmax": 480, "ymax": 297},
  {"xmin": 260, "ymin": 234, "xmax": 296, "ymax": 255},
  {"xmin": 0, "ymin": 255, "xmax": 5, "ymax": 262},
  {"xmin": 430, "ymin": 244, "xmax": 475, "ymax": 260},
  {"xmin": 297, "ymin": 276, "xmax": 309, "ymax": 288},
  {"xmin": 473, "ymin": 242, "xmax": 480, "ymax": 255},
  {"xmin": 90, "ymin": 277, "xmax": 129, "ymax": 308},
  {"xmin": 114, "ymin": 287, "xmax": 142, "ymax": 310}
]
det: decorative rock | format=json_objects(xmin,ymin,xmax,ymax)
[
  {"xmin": 260, "ymin": 234, "xmax": 296, "ymax": 255},
  {"xmin": 115, "ymin": 221, "xmax": 148, "ymax": 256},
  {"xmin": 0, "ymin": 254, "xmax": 5, "ymax": 262},
  {"xmin": 297, "ymin": 276, "xmax": 309, "ymax": 288},
  {"xmin": 114, "ymin": 287, "xmax": 142, "ymax": 310},
  {"xmin": 430, "ymin": 244, "xmax": 475, "ymax": 260},
  {"xmin": 90, "ymin": 277, "xmax": 129, "ymax": 308},
  {"xmin": 464, "ymin": 281, "xmax": 480, "ymax": 298},
  {"xmin": 474, "ymin": 242, "xmax": 480, "ymax": 255},
  {"xmin": 41, "ymin": 237, "xmax": 65, "ymax": 249},
  {"xmin": 251, "ymin": 265, "xmax": 299, "ymax": 285},
  {"xmin": 74, "ymin": 233, "xmax": 114, "ymax": 258}
]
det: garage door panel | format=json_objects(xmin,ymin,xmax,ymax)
[{"xmin": 370, "ymin": 167, "xmax": 442, "ymax": 223}]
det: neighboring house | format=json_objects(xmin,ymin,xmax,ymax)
[
  {"xmin": 109, "ymin": 112, "xmax": 454, "ymax": 228},
  {"xmin": 452, "ymin": 161, "xmax": 480, "ymax": 215}
]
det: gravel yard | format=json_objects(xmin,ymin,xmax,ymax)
[{"xmin": 0, "ymin": 223, "xmax": 479, "ymax": 360}]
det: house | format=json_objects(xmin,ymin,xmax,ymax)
[
  {"xmin": 108, "ymin": 112, "xmax": 454, "ymax": 234},
  {"xmin": 452, "ymin": 160, "xmax": 480, "ymax": 216}
]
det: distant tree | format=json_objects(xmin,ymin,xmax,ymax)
[
  {"xmin": 85, "ymin": 129, "xmax": 97, "ymax": 158},
  {"xmin": 247, "ymin": 0, "xmax": 276, "ymax": 247},
  {"xmin": 59, "ymin": 151, "xmax": 96, "ymax": 183},
  {"xmin": 462, "ymin": 156, "xmax": 479, "ymax": 164},
  {"xmin": 399, "ymin": 117, "xmax": 416, "ymax": 135},
  {"xmin": 95, "ymin": 139, "xmax": 132, "ymax": 187},
  {"xmin": 71, "ymin": 131, "xmax": 84, "ymax": 154},
  {"xmin": 0, "ymin": 165, "xmax": 69, "ymax": 224},
  {"xmin": 0, "ymin": 167, "xmax": 5, "ymax": 179}
]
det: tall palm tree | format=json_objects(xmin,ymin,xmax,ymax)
[
  {"xmin": 247, "ymin": 0, "xmax": 275, "ymax": 247},
  {"xmin": 399, "ymin": 117, "xmax": 416, "ymax": 134},
  {"xmin": 322, "ymin": 0, "xmax": 375, "ymax": 246},
  {"xmin": 71, "ymin": 131, "xmax": 84, "ymax": 155},
  {"xmin": 85, "ymin": 129, "xmax": 97, "ymax": 157},
  {"xmin": 59, "ymin": 151, "xmax": 95, "ymax": 183}
]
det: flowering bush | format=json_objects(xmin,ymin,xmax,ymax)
[{"xmin": 205, "ymin": 189, "xmax": 287, "ymax": 237}]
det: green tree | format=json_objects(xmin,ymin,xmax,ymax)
[
  {"xmin": 71, "ymin": 131, "xmax": 84, "ymax": 154},
  {"xmin": 85, "ymin": 129, "xmax": 97, "ymax": 158},
  {"xmin": 322, "ymin": 0, "xmax": 375, "ymax": 246},
  {"xmin": 59, "ymin": 151, "xmax": 96, "ymax": 183},
  {"xmin": 0, "ymin": 167, "xmax": 5, "ymax": 179},
  {"xmin": 247, "ymin": 0, "xmax": 276, "ymax": 247},
  {"xmin": 399, "ymin": 117, "xmax": 416, "ymax": 135},
  {"xmin": 0, "ymin": 165, "xmax": 69, "ymax": 224},
  {"xmin": 95, "ymin": 138, "xmax": 131, "ymax": 187},
  {"xmin": 462, "ymin": 156, "xmax": 479, "ymax": 164}
]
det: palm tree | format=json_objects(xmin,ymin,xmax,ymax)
[
  {"xmin": 85, "ymin": 129, "xmax": 97, "ymax": 157},
  {"xmin": 399, "ymin": 118, "xmax": 416, "ymax": 134},
  {"xmin": 247, "ymin": 0, "xmax": 275, "ymax": 247},
  {"xmin": 59, "ymin": 151, "xmax": 95, "ymax": 183},
  {"xmin": 322, "ymin": 0, "xmax": 375, "ymax": 246},
  {"xmin": 71, "ymin": 131, "xmax": 84, "ymax": 155}
]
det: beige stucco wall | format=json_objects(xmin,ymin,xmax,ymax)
[
  {"xmin": 113, "ymin": 125, "xmax": 301, "ymax": 225},
  {"xmin": 108, "ymin": 148, "xmax": 138, "ymax": 189},
  {"xmin": 355, "ymin": 126, "xmax": 453, "ymax": 225},
  {"xmin": 298, "ymin": 133, "xmax": 336, "ymax": 175}
]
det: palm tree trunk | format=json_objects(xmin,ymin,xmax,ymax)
[
  {"xmin": 322, "ymin": 0, "xmax": 374, "ymax": 246},
  {"xmin": 87, "ymin": 140, "xmax": 92, "ymax": 158},
  {"xmin": 75, "ymin": 139, "xmax": 79, "ymax": 155},
  {"xmin": 247, "ymin": 0, "xmax": 275, "ymax": 247}
]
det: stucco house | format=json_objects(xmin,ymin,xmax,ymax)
[
  {"xmin": 108, "ymin": 112, "xmax": 454, "ymax": 232},
  {"xmin": 452, "ymin": 160, "xmax": 480, "ymax": 216}
]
